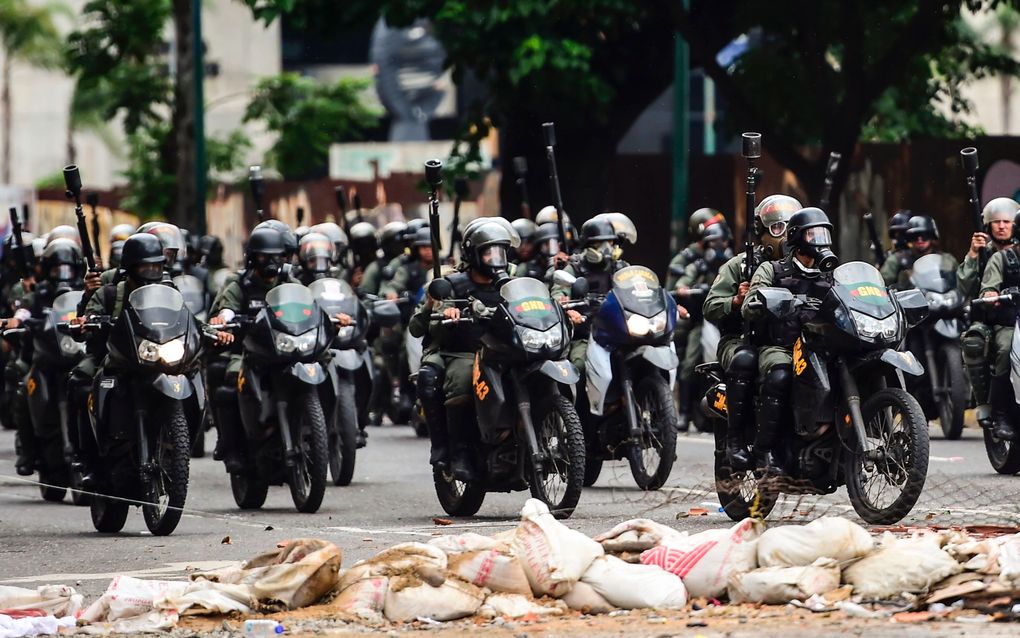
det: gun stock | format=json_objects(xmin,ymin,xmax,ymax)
[{"xmin": 447, "ymin": 178, "xmax": 468, "ymax": 261}]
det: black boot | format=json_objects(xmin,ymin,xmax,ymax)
[
  {"xmin": 724, "ymin": 378, "xmax": 754, "ymax": 471},
  {"xmin": 214, "ymin": 403, "xmax": 247, "ymax": 474},
  {"xmin": 674, "ymin": 380, "xmax": 691, "ymax": 433},
  {"xmin": 751, "ymin": 395, "xmax": 787, "ymax": 476},
  {"xmin": 990, "ymin": 374, "xmax": 1018, "ymax": 441},
  {"xmin": 968, "ymin": 363, "xmax": 992, "ymax": 427},
  {"xmin": 14, "ymin": 396, "xmax": 35, "ymax": 476},
  {"xmin": 446, "ymin": 404, "xmax": 480, "ymax": 482},
  {"xmin": 420, "ymin": 396, "xmax": 449, "ymax": 468}
]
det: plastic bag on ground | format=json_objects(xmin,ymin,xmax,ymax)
[
  {"xmin": 561, "ymin": 581, "xmax": 614, "ymax": 615},
  {"xmin": 383, "ymin": 575, "xmax": 485, "ymax": 622},
  {"xmin": 842, "ymin": 534, "xmax": 962, "ymax": 599},
  {"xmin": 513, "ymin": 499, "xmax": 603, "ymax": 597},
  {"xmin": 581, "ymin": 555, "xmax": 688, "ymax": 609},
  {"xmin": 641, "ymin": 518, "xmax": 762, "ymax": 598},
  {"xmin": 756, "ymin": 518, "xmax": 873, "ymax": 568},
  {"xmin": 0, "ymin": 614, "xmax": 76, "ymax": 638},
  {"xmin": 593, "ymin": 519, "xmax": 688, "ymax": 553},
  {"xmin": 193, "ymin": 538, "xmax": 341, "ymax": 610},
  {"xmin": 478, "ymin": 593, "xmax": 565, "ymax": 619},
  {"xmin": 728, "ymin": 558, "xmax": 841, "ymax": 604},
  {"xmin": 0, "ymin": 585, "xmax": 83, "ymax": 617}
]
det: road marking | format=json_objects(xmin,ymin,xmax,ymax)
[
  {"xmin": 930, "ymin": 456, "xmax": 965, "ymax": 462},
  {"xmin": 0, "ymin": 561, "xmax": 237, "ymax": 585}
]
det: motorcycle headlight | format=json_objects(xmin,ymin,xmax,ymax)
[
  {"xmin": 137, "ymin": 337, "xmax": 186, "ymax": 364},
  {"xmin": 626, "ymin": 311, "xmax": 667, "ymax": 337},
  {"xmin": 517, "ymin": 326, "xmax": 562, "ymax": 351},
  {"xmin": 275, "ymin": 330, "xmax": 317, "ymax": 354},
  {"xmin": 852, "ymin": 311, "xmax": 899, "ymax": 341}
]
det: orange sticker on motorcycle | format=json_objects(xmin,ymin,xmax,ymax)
[
  {"xmin": 472, "ymin": 354, "xmax": 490, "ymax": 401},
  {"xmin": 713, "ymin": 391, "xmax": 727, "ymax": 413},
  {"xmin": 237, "ymin": 370, "xmax": 246, "ymax": 392},
  {"xmin": 793, "ymin": 338, "xmax": 807, "ymax": 376},
  {"xmin": 26, "ymin": 376, "xmax": 37, "ymax": 396}
]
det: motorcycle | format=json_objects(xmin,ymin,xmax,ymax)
[
  {"xmin": 429, "ymin": 276, "xmax": 585, "ymax": 519},
  {"xmin": 557, "ymin": 266, "xmax": 681, "ymax": 491},
  {"xmin": 308, "ymin": 277, "xmax": 369, "ymax": 487},
  {"xmin": 228, "ymin": 283, "xmax": 335, "ymax": 513},
  {"xmin": 17, "ymin": 290, "xmax": 89, "ymax": 504},
  {"xmin": 701, "ymin": 261, "xmax": 931, "ymax": 525},
  {"xmin": 971, "ymin": 288, "xmax": 1020, "ymax": 474},
  {"xmin": 79, "ymin": 284, "xmax": 205, "ymax": 535},
  {"xmin": 174, "ymin": 274, "xmax": 211, "ymax": 457},
  {"xmin": 905, "ymin": 254, "xmax": 968, "ymax": 440}
]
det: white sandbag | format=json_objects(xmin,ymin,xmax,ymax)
[
  {"xmin": 156, "ymin": 580, "xmax": 255, "ymax": 616},
  {"xmin": 429, "ymin": 533, "xmax": 503, "ymax": 553},
  {"xmin": 561, "ymin": 581, "xmax": 614, "ymax": 614},
  {"xmin": 593, "ymin": 518, "xmax": 688, "ymax": 553},
  {"xmin": 513, "ymin": 499, "xmax": 603, "ymax": 597},
  {"xmin": 993, "ymin": 534, "xmax": 1020, "ymax": 586},
  {"xmin": 447, "ymin": 549, "xmax": 532, "ymax": 596},
  {"xmin": 343, "ymin": 542, "xmax": 447, "ymax": 584},
  {"xmin": 0, "ymin": 585, "xmax": 83, "ymax": 617},
  {"xmin": 330, "ymin": 577, "xmax": 389, "ymax": 615},
  {"xmin": 728, "ymin": 558, "xmax": 841, "ymax": 604},
  {"xmin": 581, "ymin": 555, "xmax": 688, "ymax": 609},
  {"xmin": 842, "ymin": 534, "xmax": 962, "ymax": 599},
  {"xmin": 478, "ymin": 593, "xmax": 565, "ymax": 618},
  {"xmin": 383, "ymin": 576, "xmax": 485, "ymax": 622},
  {"xmin": 79, "ymin": 576, "xmax": 189, "ymax": 624},
  {"xmin": 756, "ymin": 518, "xmax": 874, "ymax": 568},
  {"xmin": 641, "ymin": 518, "xmax": 762, "ymax": 598}
]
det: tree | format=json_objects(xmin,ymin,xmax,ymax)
[
  {"xmin": 0, "ymin": 0, "xmax": 65, "ymax": 183},
  {"xmin": 243, "ymin": 73, "xmax": 379, "ymax": 180}
]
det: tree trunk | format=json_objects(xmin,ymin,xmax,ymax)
[
  {"xmin": 171, "ymin": 0, "xmax": 196, "ymax": 229},
  {"xmin": 2, "ymin": 53, "xmax": 11, "ymax": 185}
]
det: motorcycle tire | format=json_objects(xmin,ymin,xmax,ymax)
[
  {"xmin": 90, "ymin": 494, "xmax": 129, "ymax": 533},
  {"xmin": 142, "ymin": 402, "xmax": 191, "ymax": 536},
  {"xmin": 38, "ymin": 472, "xmax": 67, "ymax": 503},
  {"xmin": 529, "ymin": 394, "xmax": 585, "ymax": 519},
  {"xmin": 289, "ymin": 389, "xmax": 328, "ymax": 513},
  {"xmin": 714, "ymin": 453, "xmax": 778, "ymax": 522},
  {"xmin": 433, "ymin": 466, "xmax": 486, "ymax": 517},
  {"xmin": 190, "ymin": 423, "xmax": 206, "ymax": 458},
  {"xmin": 70, "ymin": 466, "xmax": 91, "ymax": 506},
  {"xmin": 628, "ymin": 375, "xmax": 678, "ymax": 491},
  {"xmin": 329, "ymin": 378, "xmax": 358, "ymax": 487},
  {"xmin": 937, "ymin": 343, "xmax": 968, "ymax": 441},
  {"xmin": 230, "ymin": 472, "xmax": 269, "ymax": 509},
  {"xmin": 984, "ymin": 427, "xmax": 1020, "ymax": 475},
  {"xmin": 845, "ymin": 387, "xmax": 929, "ymax": 525},
  {"xmin": 583, "ymin": 455, "xmax": 603, "ymax": 487}
]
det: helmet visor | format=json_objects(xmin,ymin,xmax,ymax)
[
  {"xmin": 304, "ymin": 256, "xmax": 331, "ymax": 273},
  {"xmin": 480, "ymin": 245, "xmax": 508, "ymax": 269},
  {"xmin": 767, "ymin": 220, "xmax": 788, "ymax": 238},
  {"xmin": 803, "ymin": 227, "xmax": 832, "ymax": 246},
  {"xmin": 540, "ymin": 238, "xmax": 560, "ymax": 256},
  {"xmin": 132, "ymin": 262, "xmax": 164, "ymax": 283},
  {"xmin": 50, "ymin": 264, "xmax": 76, "ymax": 281}
]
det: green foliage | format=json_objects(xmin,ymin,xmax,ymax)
[
  {"xmin": 242, "ymin": 73, "xmax": 379, "ymax": 180},
  {"xmin": 34, "ymin": 170, "xmax": 66, "ymax": 190},
  {"xmin": 120, "ymin": 122, "xmax": 175, "ymax": 219},
  {"xmin": 0, "ymin": 0, "xmax": 66, "ymax": 69},
  {"xmin": 207, "ymin": 130, "xmax": 252, "ymax": 183}
]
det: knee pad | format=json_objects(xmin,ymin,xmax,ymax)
[
  {"xmin": 962, "ymin": 326, "xmax": 991, "ymax": 361},
  {"xmin": 727, "ymin": 348, "xmax": 758, "ymax": 383},
  {"xmin": 761, "ymin": 365, "xmax": 792, "ymax": 400},
  {"xmin": 416, "ymin": 364, "xmax": 444, "ymax": 400}
]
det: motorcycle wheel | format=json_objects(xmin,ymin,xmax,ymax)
[
  {"xmin": 845, "ymin": 388, "xmax": 929, "ymax": 525},
  {"xmin": 38, "ymin": 471, "xmax": 67, "ymax": 503},
  {"xmin": 529, "ymin": 394, "xmax": 585, "ymax": 519},
  {"xmin": 329, "ymin": 379, "xmax": 358, "ymax": 487},
  {"xmin": 937, "ymin": 343, "xmax": 968, "ymax": 440},
  {"xmin": 230, "ymin": 472, "xmax": 268, "ymax": 509},
  {"xmin": 984, "ymin": 427, "xmax": 1020, "ymax": 475},
  {"xmin": 583, "ymin": 455, "xmax": 603, "ymax": 487},
  {"xmin": 433, "ymin": 467, "xmax": 486, "ymax": 516},
  {"xmin": 714, "ymin": 453, "xmax": 778, "ymax": 522},
  {"xmin": 142, "ymin": 402, "xmax": 190, "ymax": 536},
  {"xmin": 90, "ymin": 494, "xmax": 129, "ymax": 533},
  {"xmin": 289, "ymin": 389, "xmax": 328, "ymax": 513},
  {"xmin": 628, "ymin": 375, "xmax": 678, "ymax": 490},
  {"xmin": 190, "ymin": 423, "xmax": 206, "ymax": 458}
]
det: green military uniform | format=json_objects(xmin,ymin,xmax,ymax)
[
  {"xmin": 879, "ymin": 249, "xmax": 911, "ymax": 287},
  {"xmin": 209, "ymin": 273, "xmax": 284, "ymax": 375},
  {"xmin": 978, "ymin": 248, "xmax": 1020, "ymax": 376},
  {"xmin": 704, "ymin": 252, "xmax": 750, "ymax": 368},
  {"xmin": 960, "ymin": 244, "xmax": 1012, "ymax": 411},
  {"xmin": 676, "ymin": 257, "xmax": 718, "ymax": 384},
  {"xmin": 358, "ymin": 259, "xmax": 386, "ymax": 296},
  {"xmin": 741, "ymin": 261, "xmax": 795, "ymax": 376},
  {"xmin": 665, "ymin": 243, "xmax": 702, "ymax": 291}
]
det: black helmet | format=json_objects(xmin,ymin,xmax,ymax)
[
  {"xmin": 246, "ymin": 227, "xmax": 286, "ymax": 280},
  {"xmin": 580, "ymin": 218, "xmax": 617, "ymax": 244},
  {"xmin": 120, "ymin": 233, "xmax": 166, "ymax": 284},
  {"xmin": 3, "ymin": 231, "xmax": 35, "ymax": 270},
  {"xmin": 379, "ymin": 221, "xmax": 408, "ymax": 259},
  {"xmin": 905, "ymin": 215, "xmax": 938, "ymax": 241},
  {"xmin": 592, "ymin": 212, "xmax": 638, "ymax": 246},
  {"xmin": 309, "ymin": 222, "xmax": 348, "ymax": 263},
  {"xmin": 700, "ymin": 221, "xmax": 731, "ymax": 245},
  {"xmin": 298, "ymin": 232, "xmax": 333, "ymax": 277},
  {"xmin": 145, "ymin": 222, "xmax": 186, "ymax": 264},
  {"xmin": 349, "ymin": 221, "xmax": 378, "ymax": 259},
  {"xmin": 109, "ymin": 240, "xmax": 125, "ymax": 268},
  {"xmin": 42, "ymin": 238, "xmax": 82, "ymax": 287},
  {"xmin": 462, "ymin": 220, "xmax": 516, "ymax": 282},
  {"xmin": 533, "ymin": 222, "xmax": 561, "ymax": 256},
  {"xmin": 182, "ymin": 228, "xmax": 201, "ymax": 262},
  {"xmin": 688, "ymin": 208, "xmax": 723, "ymax": 240},
  {"xmin": 888, "ymin": 210, "xmax": 912, "ymax": 238},
  {"xmin": 410, "ymin": 226, "xmax": 433, "ymax": 248},
  {"xmin": 786, "ymin": 207, "xmax": 837, "ymax": 272},
  {"xmin": 199, "ymin": 235, "xmax": 223, "ymax": 267},
  {"xmin": 256, "ymin": 219, "xmax": 297, "ymax": 257},
  {"xmin": 511, "ymin": 218, "xmax": 538, "ymax": 244}
]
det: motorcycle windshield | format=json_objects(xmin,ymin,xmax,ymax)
[
  {"xmin": 611, "ymin": 266, "xmax": 666, "ymax": 318},
  {"xmin": 51, "ymin": 290, "xmax": 83, "ymax": 323},
  {"xmin": 909, "ymin": 254, "xmax": 954, "ymax": 293},
  {"xmin": 308, "ymin": 277, "xmax": 359, "ymax": 316},
  {"xmin": 173, "ymin": 274, "xmax": 206, "ymax": 315},
  {"xmin": 266, "ymin": 283, "xmax": 318, "ymax": 335},
  {"xmin": 127, "ymin": 285, "xmax": 189, "ymax": 340},
  {"xmin": 833, "ymin": 261, "xmax": 896, "ymax": 318},
  {"xmin": 501, "ymin": 277, "xmax": 560, "ymax": 330}
]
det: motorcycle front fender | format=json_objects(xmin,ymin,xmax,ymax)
[
  {"xmin": 879, "ymin": 349, "xmax": 924, "ymax": 376},
  {"xmin": 332, "ymin": 349, "xmax": 363, "ymax": 371},
  {"xmin": 361, "ymin": 349, "xmax": 375, "ymax": 382},
  {"xmin": 934, "ymin": 318, "xmax": 959, "ymax": 340},
  {"xmin": 585, "ymin": 336, "xmax": 612, "ymax": 416},
  {"xmin": 287, "ymin": 361, "xmax": 327, "ymax": 385},
  {"xmin": 525, "ymin": 359, "xmax": 580, "ymax": 385},
  {"xmin": 636, "ymin": 344, "xmax": 679, "ymax": 371},
  {"xmin": 152, "ymin": 373, "xmax": 194, "ymax": 400}
]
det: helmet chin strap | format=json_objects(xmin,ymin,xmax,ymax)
[{"xmin": 791, "ymin": 252, "xmax": 822, "ymax": 278}]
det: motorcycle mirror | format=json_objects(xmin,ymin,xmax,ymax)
[
  {"xmin": 428, "ymin": 278, "xmax": 452, "ymax": 300},
  {"xmin": 895, "ymin": 289, "xmax": 929, "ymax": 327},
  {"xmin": 552, "ymin": 269, "xmax": 577, "ymax": 288},
  {"xmin": 570, "ymin": 277, "xmax": 589, "ymax": 299}
]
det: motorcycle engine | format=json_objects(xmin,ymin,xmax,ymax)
[{"xmin": 797, "ymin": 438, "xmax": 835, "ymax": 478}]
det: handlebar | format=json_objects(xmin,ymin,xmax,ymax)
[
  {"xmin": 429, "ymin": 312, "xmax": 477, "ymax": 325},
  {"xmin": 58, "ymin": 315, "xmax": 112, "ymax": 331},
  {"xmin": 972, "ymin": 289, "xmax": 1020, "ymax": 306}
]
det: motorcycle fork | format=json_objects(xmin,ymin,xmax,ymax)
[
  {"xmin": 837, "ymin": 358, "xmax": 877, "ymax": 462},
  {"xmin": 276, "ymin": 397, "xmax": 298, "ymax": 467},
  {"xmin": 617, "ymin": 358, "xmax": 642, "ymax": 441},
  {"xmin": 57, "ymin": 397, "xmax": 75, "ymax": 464},
  {"xmin": 135, "ymin": 406, "xmax": 152, "ymax": 477},
  {"xmin": 512, "ymin": 376, "xmax": 543, "ymax": 470},
  {"xmin": 922, "ymin": 331, "xmax": 940, "ymax": 400}
]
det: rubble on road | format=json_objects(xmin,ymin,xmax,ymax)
[{"xmin": 5, "ymin": 501, "xmax": 1020, "ymax": 636}]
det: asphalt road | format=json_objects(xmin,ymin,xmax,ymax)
[{"xmin": 1, "ymin": 421, "xmax": 1018, "ymax": 600}]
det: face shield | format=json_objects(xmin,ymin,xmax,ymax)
[
  {"xmin": 767, "ymin": 220, "xmax": 788, "ymax": 238},
  {"xmin": 797, "ymin": 226, "xmax": 837, "ymax": 272},
  {"xmin": 479, "ymin": 245, "xmax": 508, "ymax": 269},
  {"xmin": 131, "ymin": 262, "xmax": 164, "ymax": 284},
  {"xmin": 49, "ymin": 264, "xmax": 77, "ymax": 282},
  {"xmin": 539, "ymin": 238, "xmax": 560, "ymax": 257},
  {"xmin": 803, "ymin": 227, "xmax": 832, "ymax": 246}
]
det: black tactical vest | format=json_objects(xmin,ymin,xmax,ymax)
[
  {"xmin": 755, "ymin": 256, "xmax": 833, "ymax": 348},
  {"xmin": 440, "ymin": 271, "xmax": 503, "ymax": 354},
  {"xmin": 989, "ymin": 246, "xmax": 1020, "ymax": 326}
]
